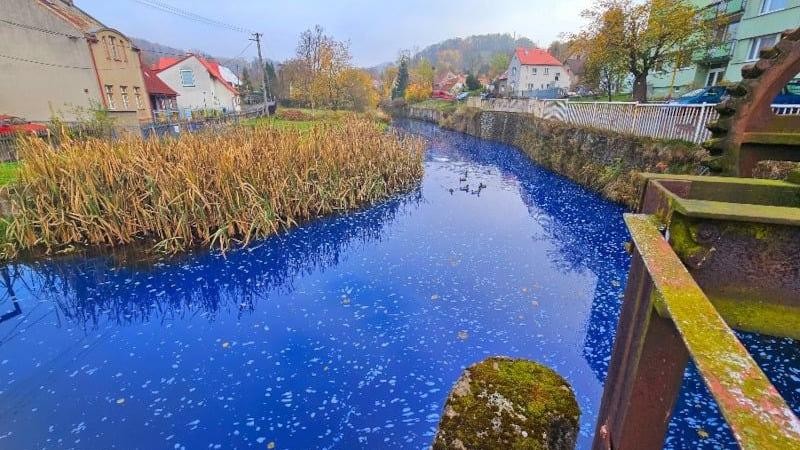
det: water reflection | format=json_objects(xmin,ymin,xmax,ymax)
[
  {"xmin": 398, "ymin": 119, "xmax": 627, "ymax": 381},
  {"xmin": 1, "ymin": 190, "xmax": 421, "ymax": 333}
]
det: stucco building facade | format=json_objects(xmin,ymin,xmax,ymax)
[
  {"xmin": 0, "ymin": 0, "xmax": 151, "ymax": 129},
  {"xmin": 0, "ymin": 0, "xmax": 101, "ymax": 122},
  {"xmin": 153, "ymin": 55, "xmax": 241, "ymax": 117},
  {"xmin": 507, "ymin": 48, "xmax": 571, "ymax": 98},
  {"xmin": 650, "ymin": 0, "xmax": 800, "ymax": 98}
]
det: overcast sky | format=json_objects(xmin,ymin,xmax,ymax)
[{"xmin": 76, "ymin": 0, "xmax": 594, "ymax": 67}]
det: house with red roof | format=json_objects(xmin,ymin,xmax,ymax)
[
  {"xmin": 142, "ymin": 66, "xmax": 178, "ymax": 121},
  {"xmin": 507, "ymin": 48, "xmax": 571, "ymax": 98},
  {"xmin": 151, "ymin": 55, "xmax": 240, "ymax": 118}
]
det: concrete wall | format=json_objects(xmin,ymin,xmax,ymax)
[
  {"xmin": 440, "ymin": 107, "xmax": 710, "ymax": 208},
  {"xmin": 507, "ymin": 55, "xmax": 570, "ymax": 97},
  {"xmin": 0, "ymin": 0, "xmax": 102, "ymax": 122},
  {"xmin": 156, "ymin": 57, "xmax": 240, "ymax": 116},
  {"xmin": 90, "ymin": 29, "xmax": 152, "ymax": 123}
]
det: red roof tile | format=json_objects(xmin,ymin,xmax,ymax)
[
  {"xmin": 515, "ymin": 48, "xmax": 562, "ymax": 66},
  {"xmin": 142, "ymin": 66, "xmax": 178, "ymax": 97}
]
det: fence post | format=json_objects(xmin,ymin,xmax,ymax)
[
  {"xmin": 630, "ymin": 103, "xmax": 640, "ymax": 135},
  {"xmin": 692, "ymin": 104, "xmax": 709, "ymax": 144}
]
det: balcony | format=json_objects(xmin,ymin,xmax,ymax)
[
  {"xmin": 693, "ymin": 40, "xmax": 736, "ymax": 65},
  {"xmin": 701, "ymin": 0, "xmax": 747, "ymax": 21}
]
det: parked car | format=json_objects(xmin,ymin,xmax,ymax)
[
  {"xmin": 0, "ymin": 115, "xmax": 47, "ymax": 136},
  {"xmin": 773, "ymin": 80, "xmax": 800, "ymax": 104},
  {"xmin": 456, "ymin": 92, "xmax": 470, "ymax": 101},
  {"xmin": 669, "ymin": 86, "xmax": 729, "ymax": 105},
  {"xmin": 431, "ymin": 90, "xmax": 455, "ymax": 101}
]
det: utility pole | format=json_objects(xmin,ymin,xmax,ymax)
[{"xmin": 250, "ymin": 32, "xmax": 271, "ymax": 115}]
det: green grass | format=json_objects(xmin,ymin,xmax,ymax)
[
  {"xmin": 410, "ymin": 99, "xmax": 459, "ymax": 113},
  {"xmin": 243, "ymin": 117, "xmax": 317, "ymax": 131},
  {"xmin": 0, "ymin": 162, "xmax": 19, "ymax": 186}
]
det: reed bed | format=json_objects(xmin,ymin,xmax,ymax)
[{"xmin": 2, "ymin": 118, "xmax": 424, "ymax": 258}]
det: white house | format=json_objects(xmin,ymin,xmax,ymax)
[
  {"xmin": 507, "ymin": 48, "xmax": 571, "ymax": 98},
  {"xmin": 153, "ymin": 55, "xmax": 240, "ymax": 117}
]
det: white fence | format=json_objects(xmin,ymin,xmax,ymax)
[{"xmin": 467, "ymin": 97, "xmax": 800, "ymax": 144}]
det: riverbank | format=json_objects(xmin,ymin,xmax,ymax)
[
  {"xmin": 1, "ymin": 118, "xmax": 424, "ymax": 259},
  {"xmin": 394, "ymin": 105, "xmax": 710, "ymax": 208}
]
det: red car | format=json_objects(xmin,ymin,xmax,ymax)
[
  {"xmin": 431, "ymin": 90, "xmax": 455, "ymax": 101},
  {"xmin": 0, "ymin": 115, "xmax": 48, "ymax": 136}
]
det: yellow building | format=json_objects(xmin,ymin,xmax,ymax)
[{"xmin": 37, "ymin": 0, "xmax": 152, "ymax": 128}]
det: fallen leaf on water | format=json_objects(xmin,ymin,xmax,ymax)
[
  {"xmin": 697, "ymin": 428, "xmax": 709, "ymax": 439},
  {"xmin": 457, "ymin": 330, "xmax": 469, "ymax": 341},
  {"xmin": 116, "ymin": 398, "xmax": 125, "ymax": 405},
  {"xmin": 267, "ymin": 442, "xmax": 276, "ymax": 449},
  {"xmin": 431, "ymin": 294, "xmax": 440, "ymax": 300},
  {"xmin": 531, "ymin": 301, "xmax": 539, "ymax": 307},
  {"xmin": 222, "ymin": 342, "xmax": 230, "ymax": 348}
]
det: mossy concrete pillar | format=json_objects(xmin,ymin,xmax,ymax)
[{"xmin": 433, "ymin": 356, "xmax": 580, "ymax": 450}]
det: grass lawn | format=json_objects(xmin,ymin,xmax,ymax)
[
  {"xmin": 410, "ymin": 99, "xmax": 460, "ymax": 113},
  {"xmin": 0, "ymin": 162, "xmax": 19, "ymax": 186},
  {"xmin": 244, "ymin": 108, "xmax": 389, "ymax": 131}
]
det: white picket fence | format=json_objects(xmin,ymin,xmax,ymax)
[{"xmin": 467, "ymin": 97, "xmax": 800, "ymax": 144}]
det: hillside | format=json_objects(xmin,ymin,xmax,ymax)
[{"xmin": 412, "ymin": 33, "xmax": 536, "ymax": 75}]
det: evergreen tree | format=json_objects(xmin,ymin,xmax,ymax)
[
  {"xmin": 465, "ymin": 73, "xmax": 481, "ymax": 91},
  {"xmin": 392, "ymin": 55, "xmax": 410, "ymax": 100},
  {"xmin": 240, "ymin": 67, "xmax": 253, "ymax": 94}
]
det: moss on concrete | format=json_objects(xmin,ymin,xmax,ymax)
[
  {"xmin": 439, "ymin": 108, "xmax": 710, "ymax": 209},
  {"xmin": 433, "ymin": 357, "xmax": 579, "ymax": 450}
]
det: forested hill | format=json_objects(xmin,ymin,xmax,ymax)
[{"xmin": 412, "ymin": 33, "xmax": 536, "ymax": 75}]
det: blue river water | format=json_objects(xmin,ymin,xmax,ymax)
[{"xmin": 0, "ymin": 120, "xmax": 797, "ymax": 449}]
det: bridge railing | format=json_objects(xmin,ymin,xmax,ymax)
[{"xmin": 471, "ymin": 98, "xmax": 800, "ymax": 144}]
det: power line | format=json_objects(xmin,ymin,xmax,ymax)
[
  {"xmin": 0, "ymin": 18, "xmax": 83, "ymax": 39},
  {"xmin": 0, "ymin": 53, "xmax": 93, "ymax": 70},
  {"xmin": 128, "ymin": 0, "xmax": 254, "ymax": 33}
]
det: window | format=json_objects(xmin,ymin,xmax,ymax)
[
  {"xmin": 544, "ymin": 67, "xmax": 549, "ymax": 75},
  {"xmin": 555, "ymin": 72, "xmax": 560, "ymax": 82},
  {"xmin": 134, "ymin": 87, "xmax": 144, "ymax": 110},
  {"xmin": 532, "ymin": 67, "xmax": 537, "ymax": 75},
  {"xmin": 105, "ymin": 85, "xmax": 115, "ymax": 110},
  {"xmin": 102, "ymin": 37, "xmax": 110, "ymax": 59},
  {"xmin": 109, "ymin": 36, "xmax": 119, "ymax": 60},
  {"xmin": 180, "ymin": 69, "xmax": 195, "ymax": 87},
  {"xmin": 120, "ymin": 86, "xmax": 130, "ymax": 109},
  {"xmin": 760, "ymin": 0, "xmax": 787, "ymax": 14},
  {"xmin": 725, "ymin": 22, "xmax": 739, "ymax": 42},
  {"xmin": 706, "ymin": 68, "xmax": 725, "ymax": 86},
  {"xmin": 747, "ymin": 34, "xmax": 779, "ymax": 61}
]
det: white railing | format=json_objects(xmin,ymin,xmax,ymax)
[
  {"xmin": 471, "ymin": 98, "xmax": 800, "ymax": 144},
  {"xmin": 773, "ymin": 104, "xmax": 800, "ymax": 116}
]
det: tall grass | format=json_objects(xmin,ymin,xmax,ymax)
[{"xmin": 3, "ymin": 118, "xmax": 424, "ymax": 258}]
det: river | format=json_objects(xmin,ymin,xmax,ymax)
[{"xmin": 0, "ymin": 119, "xmax": 797, "ymax": 449}]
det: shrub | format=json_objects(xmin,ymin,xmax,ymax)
[
  {"xmin": 276, "ymin": 109, "xmax": 311, "ymax": 121},
  {"xmin": 3, "ymin": 118, "xmax": 424, "ymax": 257}
]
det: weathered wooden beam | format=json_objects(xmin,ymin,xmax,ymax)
[{"xmin": 625, "ymin": 214, "xmax": 800, "ymax": 450}]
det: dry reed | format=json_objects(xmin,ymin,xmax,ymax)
[{"xmin": 3, "ymin": 118, "xmax": 424, "ymax": 257}]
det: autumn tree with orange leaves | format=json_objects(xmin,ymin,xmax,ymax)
[{"xmin": 572, "ymin": 0, "xmax": 711, "ymax": 102}]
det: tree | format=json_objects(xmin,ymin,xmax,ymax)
[
  {"xmin": 572, "ymin": 0, "xmax": 710, "ymax": 102},
  {"xmin": 412, "ymin": 58, "xmax": 435, "ymax": 90},
  {"xmin": 548, "ymin": 40, "xmax": 571, "ymax": 62},
  {"xmin": 489, "ymin": 53, "xmax": 510, "ymax": 78},
  {"xmin": 240, "ymin": 67, "xmax": 254, "ymax": 95},
  {"xmin": 380, "ymin": 65, "xmax": 398, "ymax": 100},
  {"xmin": 289, "ymin": 25, "xmax": 353, "ymax": 108},
  {"xmin": 465, "ymin": 73, "xmax": 481, "ymax": 91},
  {"xmin": 339, "ymin": 68, "xmax": 378, "ymax": 111},
  {"xmin": 392, "ymin": 54, "xmax": 410, "ymax": 100}
]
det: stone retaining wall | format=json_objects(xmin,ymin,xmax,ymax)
[{"xmin": 439, "ymin": 107, "xmax": 710, "ymax": 208}]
